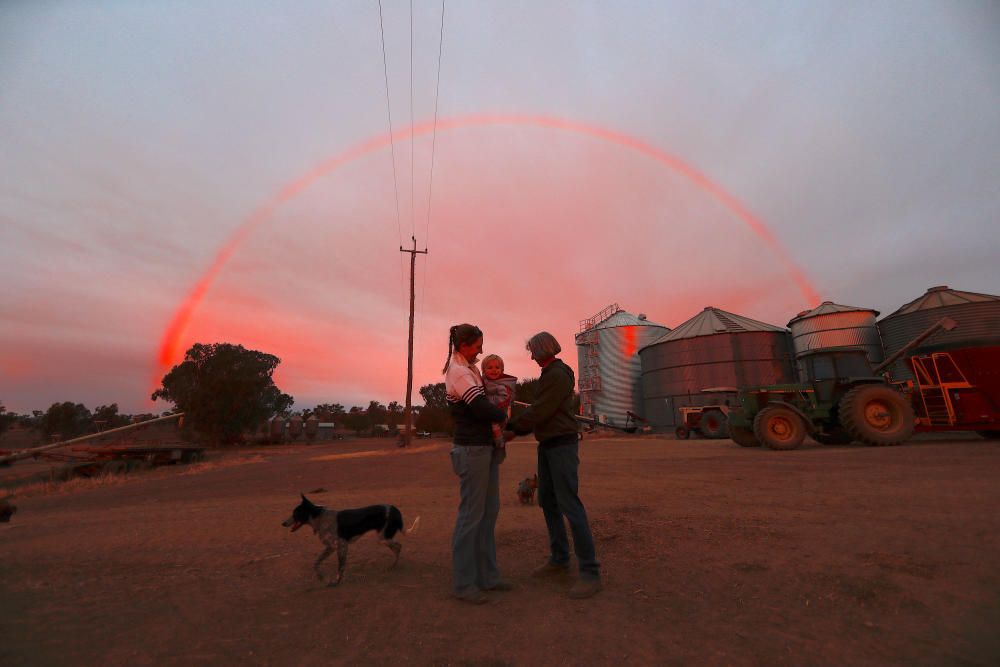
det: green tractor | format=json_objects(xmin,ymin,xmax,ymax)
[{"xmin": 727, "ymin": 318, "xmax": 956, "ymax": 450}]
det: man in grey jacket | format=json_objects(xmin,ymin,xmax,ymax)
[{"xmin": 508, "ymin": 331, "xmax": 602, "ymax": 599}]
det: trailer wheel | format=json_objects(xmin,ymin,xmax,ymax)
[
  {"xmin": 699, "ymin": 411, "xmax": 729, "ymax": 439},
  {"xmin": 814, "ymin": 429, "xmax": 853, "ymax": 445},
  {"xmin": 977, "ymin": 431, "xmax": 1000, "ymax": 440},
  {"xmin": 840, "ymin": 384, "xmax": 915, "ymax": 446},
  {"xmin": 753, "ymin": 405, "xmax": 807, "ymax": 450},
  {"xmin": 675, "ymin": 426, "xmax": 690, "ymax": 440},
  {"xmin": 729, "ymin": 426, "xmax": 761, "ymax": 448}
]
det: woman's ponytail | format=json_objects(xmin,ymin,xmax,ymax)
[{"xmin": 442, "ymin": 326, "xmax": 457, "ymax": 374}]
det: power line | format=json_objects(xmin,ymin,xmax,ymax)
[
  {"xmin": 377, "ymin": 0, "xmax": 406, "ymax": 299},
  {"xmin": 420, "ymin": 0, "xmax": 445, "ymax": 312},
  {"xmin": 409, "ymin": 0, "xmax": 415, "ymax": 240},
  {"xmin": 378, "ymin": 0, "xmax": 442, "ymax": 437},
  {"xmin": 425, "ymin": 0, "xmax": 445, "ymax": 253}
]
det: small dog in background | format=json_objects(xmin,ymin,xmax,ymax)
[
  {"xmin": 282, "ymin": 494, "xmax": 419, "ymax": 587},
  {"xmin": 517, "ymin": 474, "xmax": 538, "ymax": 505}
]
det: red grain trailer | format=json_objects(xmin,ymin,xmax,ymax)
[{"xmin": 906, "ymin": 345, "xmax": 1000, "ymax": 438}]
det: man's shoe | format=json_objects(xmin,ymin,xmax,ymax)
[
  {"xmin": 485, "ymin": 579, "xmax": 515, "ymax": 591},
  {"xmin": 453, "ymin": 588, "xmax": 489, "ymax": 605},
  {"xmin": 531, "ymin": 562, "xmax": 571, "ymax": 578},
  {"xmin": 568, "ymin": 578, "xmax": 602, "ymax": 599}
]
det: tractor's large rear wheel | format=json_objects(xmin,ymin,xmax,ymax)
[
  {"xmin": 729, "ymin": 426, "xmax": 761, "ymax": 447},
  {"xmin": 839, "ymin": 384, "xmax": 915, "ymax": 446},
  {"xmin": 699, "ymin": 410, "xmax": 729, "ymax": 439},
  {"xmin": 753, "ymin": 405, "xmax": 807, "ymax": 451}
]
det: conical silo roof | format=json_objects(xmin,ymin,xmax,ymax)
[
  {"xmin": 642, "ymin": 307, "xmax": 786, "ymax": 348},
  {"xmin": 787, "ymin": 301, "xmax": 879, "ymax": 327},
  {"xmin": 885, "ymin": 286, "xmax": 1000, "ymax": 317},
  {"xmin": 591, "ymin": 310, "xmax": 667, "ymax": 330}
]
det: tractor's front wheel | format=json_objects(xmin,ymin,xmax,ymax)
[
  {"xmin": 675, "ymin": 425, "xmax": 690, "ymax": 440},
  {"xmin": 839, "ymin": 384, "xmax": 915, "ymax": 446},
  {"xmin": 729, "ymin": 426, "xmax": 761, "ymax": 448},
  {"xmin": 753, "ymin": 405, "xmax": 807, "ymax": 450}
]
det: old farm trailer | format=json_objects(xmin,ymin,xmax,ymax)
[
  {"xmin": 905, "ymin": 346, "xmax": 1000, "ymax": 438},
  {"xmin": 0, "ymin": 413, "xmax": 205, "ymax": 477}
]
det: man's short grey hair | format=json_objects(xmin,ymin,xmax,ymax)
[{"xmin": 526, "ymin": 331, "xmax": 561, "ymax": 360}]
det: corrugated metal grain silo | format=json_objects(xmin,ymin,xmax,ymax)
[
  {"xmin": 878, "ymin": 286, "xmax": 1000, "ymax": 381},
  {"xmin": 788, "ymin": 301, "xmax": 883, "ymax": 380},
  {"xmin": 638, "ymin": 307, "xmax": 796, "ymax": 429},
  {"xmin": 575, "ymin": 304, "xmax": 670, "ymax": 426}
]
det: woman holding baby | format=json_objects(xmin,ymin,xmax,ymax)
[{"xmin": 443, "ymin": 323, "xmax": 512, "ymax": 604}]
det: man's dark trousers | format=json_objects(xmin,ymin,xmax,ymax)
[{"xmin": 537, "ymin": 435, "xmax": 600, "ymax": 580}]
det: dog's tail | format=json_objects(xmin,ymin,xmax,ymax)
[{"xmin": 403, "ymin": 516, "xmax": 421, "ymax": 536}]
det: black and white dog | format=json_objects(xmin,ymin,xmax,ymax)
[{"xmin": 282, "ymin": 494, "xmax": 419, "ymax": 586}]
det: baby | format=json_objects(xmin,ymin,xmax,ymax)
[{"xmin": 481, "ymin": 354, "xmax": 517, "ymax": 449}]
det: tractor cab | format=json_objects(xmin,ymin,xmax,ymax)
[{"xmin": 799, "ymin": 349, "xmax": 883, "ymax": 402}]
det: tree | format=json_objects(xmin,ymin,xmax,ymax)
[
  {"xmin": 312, "ymin": 403, "xmax": 345, "ymax": 421},
  {"xmin": 40, "ymin": 402, "xmax": 93, "ymax": 440},
  {"xmin": 367, "ymin": 401, "xmax": 387, "ymax": 435},
  {"xmin": 386, "ymin": 401, "xmax": 403, "ymax": 429},
  {"xmin": 416, "ymin": 383, "xmax": 453, "ymax": 434},
  {"xmin": 0, "ymin": 402, "xmax": 15, "ymax": 436},
  {"xmin": 93, "ymin": 404, "xmax": 131, "ymax": 431},
  {"xmin": 419, "ymin": 383, "xmax": 449, "ymax": 410},
  {"xmin": 151, "ymin": 343, "xmax": 294, "ymax": 445},
  {"xmin": 344, "ymin": 407, "xmax": 369, "ymax": 435},
  {"xmin": 415, "ymin": 404, "xmax": 452, "ymax": 434}
]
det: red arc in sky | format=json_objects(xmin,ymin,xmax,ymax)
[{"xmin": 156, "ymin": 113, "xmax": 821, "ymax": 380}]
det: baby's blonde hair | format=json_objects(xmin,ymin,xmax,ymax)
[{"xmin": 480, "ymin": 354, "xmax": 504, "ymax": 373}]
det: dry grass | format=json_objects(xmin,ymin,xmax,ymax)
[
  {"xmin": 11, "ymin": 471, "xmax": 131, "ymax": 499},
  {"xmin": 174, "ymin": 454, "xmax": 266, "ymax": 476},
  {"xmin": 8, "ymin": 454, "xmax": 267, "ymax": 499},
  {"xmin": 309, "ymin": 442, "xmax": 447, "ymax": 462}
]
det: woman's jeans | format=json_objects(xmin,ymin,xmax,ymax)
[
  {"xmin": 537, "ymin": 438, "xmax": 600, "ymax": 580},
  {"xmin": 450, "ymin": 445, "xmax": 504, "ymax": 593}
]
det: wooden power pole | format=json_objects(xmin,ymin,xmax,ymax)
[{"xmin": 400, "ymin": 235, "xmax": 427, "ymax": 447}]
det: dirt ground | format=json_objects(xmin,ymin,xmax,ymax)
[{"xmin": 2, "ymin": 434, "xmax": 999, "ymax": 666}]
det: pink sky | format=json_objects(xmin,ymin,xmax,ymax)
[
  {"xmin": 151, "ymin": 119, "xmax": 815, "ymax": 411},
  {"xmin": 2, "ymin": 3, "xmax": 997, "ymax": 414}
]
